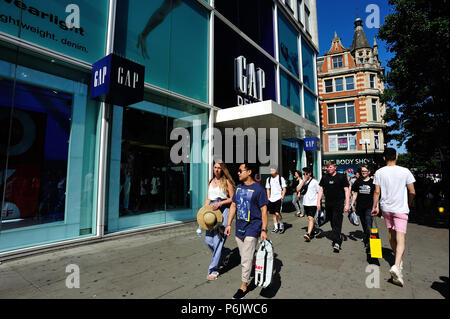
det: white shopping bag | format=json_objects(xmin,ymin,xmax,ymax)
[{"xmin": 254, "ymin": 240, "xmax": 274, "ymax": 288}]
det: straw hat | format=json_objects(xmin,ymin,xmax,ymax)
[{"xmin": 197, "ymin": 205, "xmax": 223, "ymax": 230}]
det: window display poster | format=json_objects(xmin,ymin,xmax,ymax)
[
  {"xmin": 0, "ymin": 0, "xmax": 108, "ymax": 63},
  {"xmin": 1, "ymin": 79, "xmax": 71, "ymax": 224}
]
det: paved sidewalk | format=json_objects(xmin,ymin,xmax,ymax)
[{"xmin": 0, "ymin": 212, "xmax": 448, "ymax": 299}]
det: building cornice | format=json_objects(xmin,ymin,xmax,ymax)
[
  {"xmin": 318, "ymin": 65, "xmax": 385, "ymax": 78},
  {"xmin": 319, "ymin": 90, "xmax": 384, "ymax": 101}
]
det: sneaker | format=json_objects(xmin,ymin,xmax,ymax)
[
  {"xmin": 333, "ymin": 243, "xmax": 341, "ymax": 253},
  {"xmin": 304, "ymin": 233, "xmax": 311, "ymax": 242},
  {"xmin": 232, "ymin": 289, "xmax": 247, "ymax": 299},
  {"xmin": 390, "ymin": 265, "xmax": 404, "ymax": 287},
  {"xmin": 272, "ymin": 227, "xmax": 279, "ymax": 233},
  {"xmin": 279, "ymin": 225, "xmax": 285, "ymax": 234}
]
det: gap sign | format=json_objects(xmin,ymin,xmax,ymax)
[
  {"xmin": 90, "ymin": 54, "xmax": 145, "ymax": 106},
  {"xmin": 303, "ymin": 137, "xmax": 318, "ymax": 151}
]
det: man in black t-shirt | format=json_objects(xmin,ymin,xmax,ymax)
[
  {"xmin": 317, "ymin": 161, "xmax": 350, "ymax": 253},
  {"xmin": 351, "ymin": 165, "xmax": 376, "ymax": 250}
]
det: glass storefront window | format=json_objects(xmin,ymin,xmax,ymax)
[
  {"xmin": 304, "ymin": 89, "xmax": 317, "ymax": 124},
  {"xmin": 0, "ymin": 0, "xmax": 109, "ymax": 64},
  {"xmin": 106, "ymin": 95, "xmax": 208, "ymax": 233},
  {"xmin": 278, "ymin": 12, "xmax": 299, "ymax": 78},
  {"xmin": 280, "ymin": 70, "xmax": 300, "ymax": 115},
  {"xmin": 301, "ymin": 38, "xmax": 315, "ymax": 92},
  {"xmin": 215, "ymin": 0, "xmax": 274, "ymax": 57},
  {"xmin": 0, "ymin": 47, "xmax": 100, "ymax": 253},
  {"xmin": 114, "ymin": 0, "xmax": 209, "ymax": 103}
]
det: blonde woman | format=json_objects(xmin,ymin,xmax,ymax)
[{"xmin": 203, "ymin": 162, "xmax": 235, "ymax": 280}]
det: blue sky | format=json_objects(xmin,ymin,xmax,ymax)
[{"xmin": 316, "ymin": 0, "xmax": 406, "ymax": 153}]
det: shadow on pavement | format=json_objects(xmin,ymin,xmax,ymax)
[
  {"xmin": 382, "ymin": 247, "xmax": 395, "ymax": 267},
  {"xmin": 259, "ymin": 253, "xmax": 283, "ymax": 299},
  {"xmin": 282, "ymin": 223, "xmax": 293, "ymax": 233},
  {"xmin": 219, "ymin": 248, "xmax": 240, "ymax": 275},
  {"xmin": 431, "ymin": 276, "xmax": 449, "ymax": 299},
  {"xmin": 348, "ymin": 230, "xmax": 365, "ymax": 241}
]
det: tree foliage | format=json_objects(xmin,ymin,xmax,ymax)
[{"xmin": 377, "ymin": 0, "xmax": 449, "ymax": 174}]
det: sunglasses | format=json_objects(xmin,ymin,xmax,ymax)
[{"xmin": 238, "ymin": 169, "xmax": 248, "ymax": 174}]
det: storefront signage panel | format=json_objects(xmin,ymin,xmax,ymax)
[
  {"xmin": 214, "ymin": 17, "xmax": 276, "ymax": 109},
  {"xmin": 0, "ymin": 0, "xmax": 108, "ymax": 63},
  {"xmin": 234, "ymin": 55, "xmax": 265, "ymax": 105},
  {"xmin": 323, "ymin": 154, "xmax": 384, "ymax": 172},
  {"xmin": 303, "ymin": 137, "xmax": 318, "ymax": 151},
  {"xmin": 91, "ymin": 53, "xmax": 144, "ymax": 106}
]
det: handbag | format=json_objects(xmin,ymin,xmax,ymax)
[
  {"xmin": 255, "ymin": 240, "xmax": 274, "ymax": 288},
  {"xmin": 348, "ymin": 208, "xmax": 360, "ymax": 226}
]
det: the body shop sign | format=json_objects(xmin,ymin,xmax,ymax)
[{"xmin": 0, "ymin": 0, "xmax": 108, "ymax": 63}]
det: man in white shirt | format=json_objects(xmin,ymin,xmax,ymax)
[
  {"xmin": 266, "ymin": 167, "xmax": 287, "ymax": 234},
  {"xmin": 371, "ymin": 148, "xmax": 416, "ymax": 287}
]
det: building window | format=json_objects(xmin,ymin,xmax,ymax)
[
  {"xmin": 372, "ymin": 99, "xmax": 377, "ymax": 121},
  {"xmin": 304, "ymin": 5, "xmax": 310, "ymax": 34},
  {"xmin": 335, "ymin": 77, "xmax": 344, "ymax": 91},
  {"xmin": 327, "ymin": 102, "xmax": 356, "ymax": 125},
  {"xmin": 345, "ymin": 76, "xmax": 354, "ymax": 90},
  {"xmin": 332, "ymin": 55, "xmax": 343, "ymax": 68},
  {"xmin": 370, "ymin": 74, "xmax": 375, "ymax": 88},
  {"xmin": 297, "ymin": 0, "xmax": 303, "ymax": 24},
  {"xmin": 374, "ymin": 131, "xmax": 380, "ymax": 149},
  {"xmin": 325, "ymin": 79, "xmax": 333, "ymax": 93},
  {"xmin": 285, "ymin": 0, "xmax": 294, "ymax": 11},
  {"xmin": 329, "ymin": 132, "xmax": 357, "ymax": 152}
]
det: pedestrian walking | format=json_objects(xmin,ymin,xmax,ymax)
[
  {"xmin": 371, "ymin": 148, "xmax": 416, "ymax": 287},
  {"xmin": 203, "ymin": 162, "xmax": 235, "ymax": 281},
  {"xmin": 265, "ymin": 166, "xmax": 287, "ymax": 234},
  {"xmin": 301, "ymin": 167, "xmax": 320, "ymax": 242},
  {"xmin": 225, "ymin": 163, "xmax": 269, "ymax": 299},
  {"xmin": 317, "ymin": 161, "xmax": 351, "ymax": 253},
  {"xmin": 351, "ymin": 165, "xmax": 376, "ymax": 251},
  {"xmin": 292, "ymin": 170, "xmax": 305, "ymax": 217}
]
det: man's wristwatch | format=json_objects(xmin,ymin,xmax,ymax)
[{"xmin": 261, "ymin": 229, "xmax": 268, "ymax": 233}]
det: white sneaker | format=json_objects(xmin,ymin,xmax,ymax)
[{"xmin": 390, "ymin": 265, "xmax": 404, "ymax": 287}]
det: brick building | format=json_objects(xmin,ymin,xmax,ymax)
[{"xmin": 317, "ymin": 18, "xmax": 386, "ymax": 173}]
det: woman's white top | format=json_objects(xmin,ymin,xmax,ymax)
[{"xmin": 208, "ymin": 183, "xmax": 228, "ymax": 200}]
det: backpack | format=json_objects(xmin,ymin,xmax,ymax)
[{"xmin": 267, "ymin": 175, "xmax": 283, "ymax": 192}]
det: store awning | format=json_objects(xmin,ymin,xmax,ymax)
[{"xmin": 214, "ymin": 100, "xmax": 320, "ymax": 139}]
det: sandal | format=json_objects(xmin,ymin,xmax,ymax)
[
  {"xmin": 295, "ymin": 212, "xmax": 301, "ymax": 217},
  {"xmin": 207, "ymin": 272, "xmax": 219, "ymax": 280}
]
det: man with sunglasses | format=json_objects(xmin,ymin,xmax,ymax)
[{"xmin": 225, "ymin": 163, "xmax": 269, "ymax": 299}]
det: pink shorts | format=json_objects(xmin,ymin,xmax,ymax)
[{"xmin": 382, "ymin": 212, "xmax": 409, "ymax": 234}]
